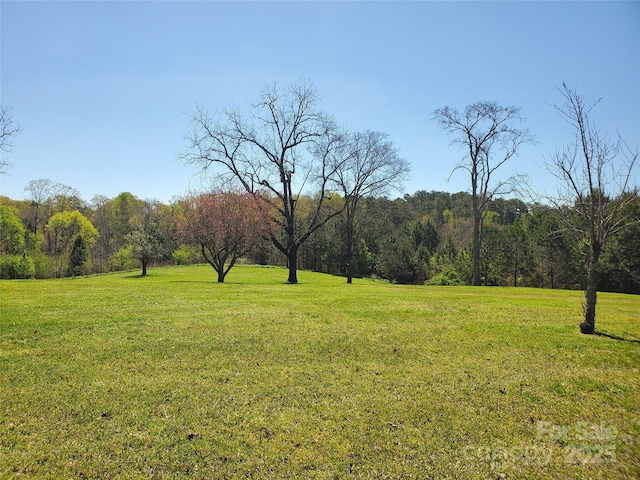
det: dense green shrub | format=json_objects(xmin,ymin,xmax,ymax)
[
  {"xmin": 426, "ymin": 268, "xmax": 465, "ymax": 286},
  {"xmin": 172, "ymin": 244, "xmax": 199, "ymax": 265},
  {"xmin": 0, "ymin": 253, "xmax": 36, "ymax": 279},
  {"xmin": 110, "ymin": 246, "xmax": 137, "ymax": 271}
]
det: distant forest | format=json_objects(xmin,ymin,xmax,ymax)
[{"xmin": 2, "ymin": 183, "xmax": 639, "ymax": 294}]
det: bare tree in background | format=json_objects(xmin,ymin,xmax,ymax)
[
  {"xmin": 23, "ymin": 179, "xmax": 83, "ymax": 235},
  {"xmin": 24, "ymin": 179, "xmax": 54, "ymax": 235},
  {"xmin": 433, "ymin": 102, "xmax": 534, "ymax": 285},
  {"xmin": 182, "ymin": 80, "xmax": 348, "ymax": 284},
  {"xmin": 0, "ymin": 106, "xmax": 22, "ymax": 174},
  {"xmin": 332, "ymin": 130, "xmax": 410, "ymax": 283},
  {"xmin": 547, "ymin": 83, "xmax": 638, "ymax": 334}
]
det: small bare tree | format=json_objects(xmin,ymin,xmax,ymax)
[
  {"xmin": 433, "ymin": 102, "xmax": 534, "ymax": 285},
  {"xmin": 547, "ymin": 83, "xmax": 638, "ymax": 334},
  {"xmin": 182, "ymin": 80, "xmax": 347, "ymax": 284},
  {"xmin": 0, "ymin": 106, "xmax": 22, "ymax": 174}
]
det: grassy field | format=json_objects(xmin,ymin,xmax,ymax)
[{"xmin": 1, "ymin": 265, "xmax": 638, "ymax": 479}]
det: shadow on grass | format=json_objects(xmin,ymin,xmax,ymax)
[
  {"xmin": 595, "ymin": 331, "xmax": 640, "ymax": 344},
  {"xmin": 123, "ymin": 273, "xmax": 159, "ymax": 279},
  {"xmin": 168, "ymin": 280, "xmax": 300, "ymax": 286}
]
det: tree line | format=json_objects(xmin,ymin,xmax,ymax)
[{"xmin": 1, "ymin": 184, "xmax": 638, "ymax": 292}]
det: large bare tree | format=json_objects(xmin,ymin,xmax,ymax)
[
  {"xmin": 433, "ymin": 102, "xmax": 534, "ymax": 285},
  {"xmin": 182, "ymin": 80, "xmax": 347, "ymax": 283},
  {"xmin": 0, "ymin": 106, "xmax": 22, "ymax": 174},
  {"xmin": 547, "ymin": 83, "xmax": 638, "ymax": 334},
  {"xmin": 331, "ymin": 130, "xmax": 410, "ymax": 283}
]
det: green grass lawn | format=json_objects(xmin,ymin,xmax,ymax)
[{"xmin": 1, "ymin": 265, "xmax": 638, "ymax": 479}]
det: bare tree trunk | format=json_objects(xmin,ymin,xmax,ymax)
[
  {"xmin": 287, "ymin": 246, "xmax": 298, "ymax": 284},
  {"xmin": 346, "ymin": 215, "xmax": 354, "ymax": 284},
  {"xmin": 580, "ymin": 245, "xmax": 600, "ymax": 334},
  {"xmin": 547, "ymin": 83, "xmax": 638, "ymax": 334},
  {"xmin": 201, "ymin": 244, "xmax": 229, "ymax": 283},
  {"xmin": 472, "ymin": 214, "xmax": 482, "ymax": 286}
]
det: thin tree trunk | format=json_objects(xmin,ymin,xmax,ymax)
[
  {"xmin": 346, "ymin": 230, "xmax": 354, "ymax": 284},
  {"xmin": 141, "ymin": 260, "xmax": 147, "ymax": 277},
  {"xmin": 472, "ymin": 215, "xmax": 482, "ymax": 286}
]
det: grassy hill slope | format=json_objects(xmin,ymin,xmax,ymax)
[{"xmin": 1, "ymin": 265, "xmax": 638, "ymax": 478}]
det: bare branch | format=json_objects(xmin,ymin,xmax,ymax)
[
  {"xmin": 545, "ymin": 83, "xmax": 639, "ymax": 333},
  {"xmin": 0, "ymin": 106, "xmax": 22, "ymax": 174},
  {"xmin": 181, "ymin": 80, "xmax": 349, "ymax": 283}
]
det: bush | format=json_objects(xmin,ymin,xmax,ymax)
[
  {"xmin": 110, "ymin": 246, "xmax": 137, "ymax": 271},
  {"xmin": 426, "ymin": 269, "xmax": 465, "ymax": 286},
  {"xmin": 172, "ymin": 244, "xmax": 199, "ymax": 265},
  {"xmin": 0, "ymin": 253, "xmax": 36, "ymax": 279},
  {"xmin": 32, "ymin": 251, "xmax": 54, "ymax": 279}
]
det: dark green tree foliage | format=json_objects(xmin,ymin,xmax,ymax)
[
  {"xmin": 67, "ymin": 235, "xmax": 88, "ymax": 277},
  {"xmin": 300, "ymin": 212, "xmax": 342, "ymax": 274},
  {"xmin": 376, "ymin": 218, "xmax": 440, "ymax": 284},
  {"xmin": 502, "ymin": 214, "xmax": 535, "ymax": 287},
  {"xmin": 376, "ymin": 233, "xmax": 415, "ymax": 284},
  {"xmin": 598, "ymin": 194, "xmax": 640, "ymax": 293},
  {"xmin": 353, "ymin": 239, "xmax": 374, "ymax": 277},
  {"xmin": 406, "ymin": 219, "xmax": 441, "ymax": 277},
  {"xmin": 479, "ymin": 218, "xmax": 505, "ymax": 286}
]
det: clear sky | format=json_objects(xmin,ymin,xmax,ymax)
[{"xmin": 1, "ymin": 0, "xmax": 638, "ymax": 204}]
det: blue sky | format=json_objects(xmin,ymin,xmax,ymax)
[{"xmin": 1, "ymin": 1, "xmax": 638, "ymax": 204}]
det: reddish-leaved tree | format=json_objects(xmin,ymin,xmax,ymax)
[{"xmin": 178, "ymin": 190, "xmax": 264, "ymax": 282}]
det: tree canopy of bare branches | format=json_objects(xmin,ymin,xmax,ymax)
[
  {"xmin": 433, "ymin": 101, "xmax": 534, "ymax": 285},
  {"xmin": 331, "ymin": 130, "xmax": 410, "ymax": 283},
  {"xmin": 547, "ymin": 83, "xmax": 639, "ymax": 334},
  {"xmin": 182, "ymin": 80, "xmax": 349, "ymax": 283}
]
